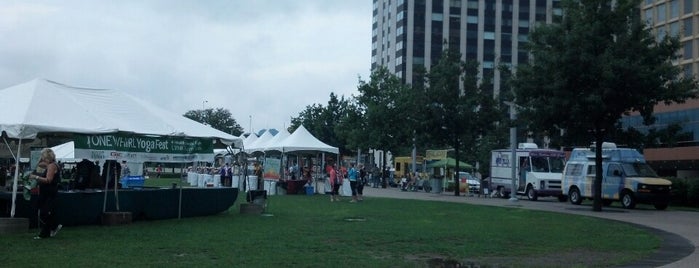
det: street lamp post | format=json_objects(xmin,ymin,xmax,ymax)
[
  {"xmin": 505, "ymin": 101, "xmax": 518, "ymax": 202},
  {"xmin": 248, "ymin": 115, "xmax": 252, "ymax": 136},
  {"xmin": 202, "ymin": 100, "xmax": 208, "ymax": 110}
]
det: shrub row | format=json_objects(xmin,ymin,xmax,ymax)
[{"xmin": 668, "ymin": 177, "xmax": 699, "ymax": 208}]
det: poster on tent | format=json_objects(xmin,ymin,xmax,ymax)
[
  {"xmin": 264, "ymin": 158, "xmax": 281, "ymax": 179},
  {"xmin": 72, "ymin": 134, "xmax": 214, "ymax": 163}
]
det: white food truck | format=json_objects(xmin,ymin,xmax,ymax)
[{"xmin": 488, "ymin": 143, "xmax": 566, "ymax": 201}]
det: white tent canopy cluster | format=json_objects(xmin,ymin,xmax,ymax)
[
  {"xmin": 242, "ymin": 125, "xmax": 338, "ymax": 155},
  {"xmin": 0, "ymin": 78, "xmax": 244, "ymax": 217}
]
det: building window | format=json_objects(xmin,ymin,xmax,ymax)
[
  {"xmin": 657, "ymin": 27, "xmax": 667, "ymax": 41},
  {"xmin": 484, "ymin": 32, "xmax": 495, "ymax": 40},
  {"xmin": 657, "ymin": 3, "xmax": 666, "ymax": 23},
  {"xmin": 432, "ymin": 13, "xmax": 444, "ymax": 21},
  {"xmin": 685, "ymin": 0, "xmax": 693, "ymax": 15},
  {"xmin": 467, "ymin": 0, "xmax": 478, "ymax": 9},
  {"xmin": 396, "ymin": 41, "xmax": 403, "ymax": 51},
  {"xmin": 518, "ymin": 34, "xmax": 528, "ymax": 42},
  {"xmin": 684, "ymin": 41, "xmax": 693, "ymax": 60},
  {"xmin": 396, "ymin": 56, "xmax": 403, "ymax": 65},
  {"xmin": 684, "ymin": 17, "xmax": 693, "ymax": 37},
  {"xmin": 519, "ymin": 20, "xmax": 530, "ymax": 28},
  {"xmin": 644, "ymin": 8, "xmax": 653, "ymax": 25},
  {"xmin": 670, "ymin": 0, "xmax": 679, "ymax": 19},
  {"xmin": 467, "ymin": 15, "xmax": 478, "ymax": 23},
  {"xmin": 671, "ymin": 21, "xmax": 680, "ymax": 37},
  {"xmin": 684, "ymin": 63, "xmax": 694, "ymax": 78},
  {"xmin": 414, "ymin": 57, "xmax": 425, "ymax": 66},
  {"xmin": 397, "ymin": 10, "xmax": 404, "ymax": 21},
  {"xmin": 450, "ymin": 0, "xmax": 461, "ymax": 8},
  {"xmin": 397, "ymin": 26, "xmax": 404, "ymax": 36}
]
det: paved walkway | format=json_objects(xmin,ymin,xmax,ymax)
[{"xmin": 361, "ymin": 187, "xmax": 698, "ymax": 268}]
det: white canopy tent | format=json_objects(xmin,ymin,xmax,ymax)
[
  {"xmin": 0, "ymin": 78, "xmax": 243, "ymax": 217},
  {"xmin": 245, "ymin": 130, "xmax": 274, "ymax": 154},
  {"xmin": 267, "ymin": 125, "xmax": 338, "ymax": 154},
  {"xmin": 51, "ymin": 141, "xmax": 79, "ymax": 163},
  {"xmin": 242, "ymin": 133, "xmax": 258, "ymax": 149},
  {"xmin": 263, "ymin": 129, "xmax": 290, "ymax": 152}
]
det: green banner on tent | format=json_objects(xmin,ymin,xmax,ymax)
[{"xmin": 73, "ymin": 134, "xmax": 214, "ymax": 163}]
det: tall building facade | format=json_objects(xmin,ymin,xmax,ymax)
[
  {"xmin": 620, "ymin": 0, "xmax": 699, "ymax": 177},
  {"xmin": 371, "ymin": 0, "xmax": 561, "ymax": 96},
  {"xmin": 373, "ymin": 0, "xmax": 699, "ymax": 177}
]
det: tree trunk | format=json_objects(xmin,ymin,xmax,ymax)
[{"xmin": 454, "ymin": 143, "xmax": 460, "ymax": 196}]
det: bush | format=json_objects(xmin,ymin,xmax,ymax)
[{"xmin": 668, "ymin": 177, "xmax": 699, "ymax": 208}]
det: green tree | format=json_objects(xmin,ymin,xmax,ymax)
[
  {"xmin": 512, "ymin": 0, "xmax": 697, "ymax": 211},
  {"xmin": 356, "ymin": 67, "xmax": 413, "ymax": 173},
  {"xmin": 420, "ymin": 48, "xmax": 500, "ymax": 196},
  {"xmin": 184, "ymin": 108, "xmax": 244, "ymax": 136},
  {"xmin": 289, "ymin": 93, "xmax": 355, "ymax": 155}
]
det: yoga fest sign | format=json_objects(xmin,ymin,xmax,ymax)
[{"xmin": 73, "ymin": 134, "xmax": 215, "ymax": 163}]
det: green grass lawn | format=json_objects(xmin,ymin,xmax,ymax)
[{"xmin": 2, "ymin": 183, "xmax": 659, "ymax": 267}]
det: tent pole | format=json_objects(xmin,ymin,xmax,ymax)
[
  {"xmin": 10, "ymin": 138, "xmax": 22, "ymax": 218},
  {"xmin": 102, "ymin": 163, "xmax": 110, "ymax": 213},
  {"xmin": 114, "ymin": 162, "xmax": 120, "ymax": 211},
  {"xmin": 178, "ymin": 183, "xmax": 182, "ymax": 219}
]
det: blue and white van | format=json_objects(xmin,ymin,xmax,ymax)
[{"xmin": 562, "ymin": 143, "xmax": 671, "ymax": 210}]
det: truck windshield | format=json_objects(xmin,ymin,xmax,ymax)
[
  {"xmin": 621, "ymin": 163, "xmax": 658, "ymax": 177},
  {"xmin": 530, "ymin": 156, "xmax": 566, "ymax": 173}
]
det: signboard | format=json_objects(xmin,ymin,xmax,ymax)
[
  {"xmin": 73, "ymin": 134, "xmax": 214, "ymax": 163},
  {"xmin": 425, "ymin": 150, "xmax": 448, "ymax": 160}
]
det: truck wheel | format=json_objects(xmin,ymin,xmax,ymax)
[
  {"xmin": 526, "ymin": 186, "xmax": 538, "ymax": 201},
  {"xmin": 620, "ymin": 191, "xmax": 636, "ymax": 209},
  {"xmin": 654, "ymin": 203, "xmax": 668, "ymax": 210},
  {"xmin": 569, "ymin": 187, "xmax": 583, "ymax": 205}
]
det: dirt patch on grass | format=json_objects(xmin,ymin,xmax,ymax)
[{"xmin": 405, "ymin": 250, "xmax": 633, "ymax": 267}]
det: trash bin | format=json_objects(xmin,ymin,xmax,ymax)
[{"xmin": 430, "ymin": 178, "xmax": 443, "ymax": 193}]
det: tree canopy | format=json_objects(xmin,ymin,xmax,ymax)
[
  {"xmin": 512, "ymin": 0, "xmax": 697, "ymax": 211},
  {"xmin": 184, "ymin": 108, "xmax": 244, "ymax": 136}
]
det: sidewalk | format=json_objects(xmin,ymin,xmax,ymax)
[{"xmin": 362, "ymin": 187, "xmax": 698, "ymax": 268}]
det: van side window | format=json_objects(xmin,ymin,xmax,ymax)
[
  {"xmin": 608, "ymin": 164, "xmax": 623, "ymax": 177},
  {"xmin": 565, "ymin": 164, "xmax": 583, "ymax": 176},
  {"xmin": 587, "ymin": 165, "xmax": 596, "ymax": 176}
]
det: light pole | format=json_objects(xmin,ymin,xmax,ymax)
[
  {"xmin": 202, "ymin": 100, "xmax": 208, "ymax": 110},
  {"xmin": 248, "ymin": 115, "xmax": 252, "ymax": 136},
  {"xmin": 505, "ymin": 101, "xmax": 518, "ymax": 202}
]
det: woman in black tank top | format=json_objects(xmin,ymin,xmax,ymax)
[{"xmin": 29, "ymin": 148, "xmax": 62, "ymax": 239}]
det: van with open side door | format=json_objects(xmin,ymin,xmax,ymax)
[{"xmin": 562, "ymin": 143, "xmax": 671, "ymax": 210}]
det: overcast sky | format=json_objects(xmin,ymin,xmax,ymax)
[{"xmin": 0, "ymin": 0, "xmax": 372, "ymax": 134}]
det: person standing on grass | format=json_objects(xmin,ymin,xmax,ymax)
[
  {"xmin": 30, "ymin": 148, "xmax": 62, "ymax": 239},
  {"xmin": 328, "ymin": 163, "xmax": 341, "ymax": 202},
  {"xmin": 156, "ymin": 164, "xmax": 162, "ymax": 179},
  {"xmin": 220, "ymin": 163, "xmax": 232, "ymax": 187},
  {"xmin": 348, "ymin": 163, "xmax": 359, "ymax": 202},
  {"xmin": 357, "ymin": 165, "xmax": 366, "ymax": 201}
]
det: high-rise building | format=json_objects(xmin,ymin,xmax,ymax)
[
  {"xmin": 373, "ymin": 0, "xmax": 699, "ymax": 177},
  {"xmin": 620, "ymin": 0, "xmax": 699, "ymax": 177},
  {"xmin": 371, "ymin": 0, "xmax": 561, "ymax": 96}
]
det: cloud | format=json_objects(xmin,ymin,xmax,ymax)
[{"xmin": 0, "ymin": 0, "xmax": 371, "ymax": 133}]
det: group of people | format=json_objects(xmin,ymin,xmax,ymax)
[{"xmin": 327, "ymin": 162, "xmax": 368, "ymax": 202}]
